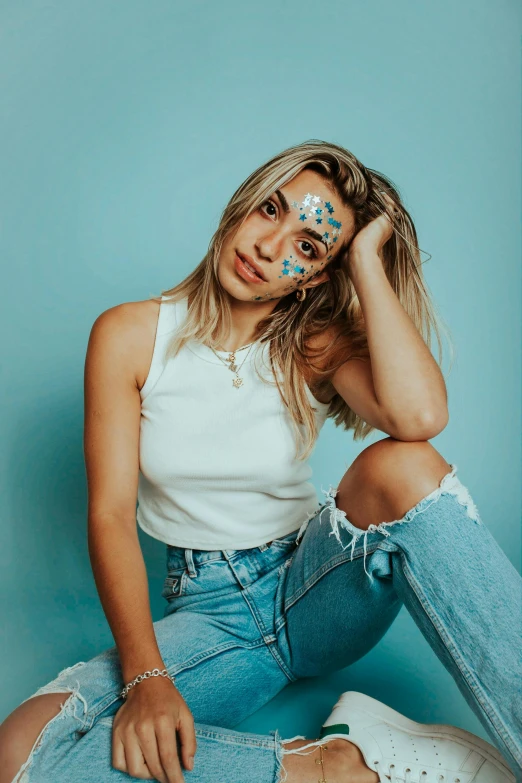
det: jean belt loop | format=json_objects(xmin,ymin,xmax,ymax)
[
  {"xmin": 258, "ymin": 542, "xmax": 270, "ymax": 552},
  {"xmin": 184, "ymin": 548, "xmax": 197, "ymax": 577}
]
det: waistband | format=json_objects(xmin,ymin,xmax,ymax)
[{"xmin": 166, "ymin": 530, "xmax": 300, "ymax": 576}]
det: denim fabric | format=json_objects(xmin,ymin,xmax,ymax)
[{"xmin": 14, "ymin": 465, "xmax": 522, "ymax": 782}]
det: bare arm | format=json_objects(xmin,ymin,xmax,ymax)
[
  {"xmin": 84, "ymin": 303, "xmax": 164, "ymax": 681},
  {"xmin": 84, "ymin": 302, "xmax": 195, "ymax": 783},
  {"xmin": 338, "ymin": 250, "xmax": 448, "ymax": 439}
]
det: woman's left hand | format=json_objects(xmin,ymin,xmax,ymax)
[{"xmin": 348, "ymin": 192, "xmax": 399, "ymax": 261}]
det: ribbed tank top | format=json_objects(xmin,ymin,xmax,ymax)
[{"xmin": 136, "ymin": 295, "xmax": 330, "ymax": 550}]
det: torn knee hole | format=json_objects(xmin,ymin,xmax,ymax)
[
  {"xmin": 20, "ymin": 662, "xmax": 88, "ymax": 710},
  {"xmin": 11, "ymin": 690, "xmax": 84, "ymax": 783},
  {"xmin": 313, "ymin": 465, "xmax": 481, "ymax": 577}
]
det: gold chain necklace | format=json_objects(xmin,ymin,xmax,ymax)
[{"xmin": 208, "ymin": 342, "xmax": 256, "ymax": 388}]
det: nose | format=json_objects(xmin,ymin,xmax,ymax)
[{"xmin": 255, "ymin": 226, "xmax": 283, "ymax": 262}]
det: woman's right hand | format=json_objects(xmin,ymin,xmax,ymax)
[{"xmin": 112, "ymin": 676, "xmax": 197, "ymax": 783}]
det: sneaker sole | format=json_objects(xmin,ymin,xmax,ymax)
[{"xmin": 328, "ymin": 692, "xmax": 515, "ymax": 782}]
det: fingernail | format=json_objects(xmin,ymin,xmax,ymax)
[{"xmin": 189, "ymin": 755, "xmax": 194, "ymax": 770}]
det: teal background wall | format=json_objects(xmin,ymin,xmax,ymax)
[{"xmin": 1, "ymin": 0, "xmax": 520, "ymax": 747}]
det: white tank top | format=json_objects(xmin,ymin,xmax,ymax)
[{"xmin": 136, "ymin": 295, "xmax": 330, "ymax": 550}]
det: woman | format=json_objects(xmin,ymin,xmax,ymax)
[{"xmin": 0, "ymin": 140, "xmax": 519, "ymax": 783}]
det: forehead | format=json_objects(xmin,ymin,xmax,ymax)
[
  {"xmin": 277, "ymin": 169, "xmax": 355, "ymax": 250},
  {"xmin": 279, "ymin": 169, "xmax": 354, "ymax": 233}
]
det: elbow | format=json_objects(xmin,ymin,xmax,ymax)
[
  {"xmin": 387, "ymin": 405, "xmax": 449, "ymax": 442},
  {"xmin": 416, "ymin": 406, "xmax": 449, "ymax": 440}
]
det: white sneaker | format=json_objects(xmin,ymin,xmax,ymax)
[{"xmin": 315, "ymin": 691, "xmax": 515, "ymax": 782}]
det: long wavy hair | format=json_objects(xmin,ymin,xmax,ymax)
[{"xmin": 154, "ymin": 139, "xmax": 454, "ymax": 460}]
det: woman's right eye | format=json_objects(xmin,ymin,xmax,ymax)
[{"xmin": 260, "ymin": 200, "xmax": 277, "ymax": 217}]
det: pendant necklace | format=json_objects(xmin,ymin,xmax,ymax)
[{"xmin": 208, "ymin": 341, "xmax": 256, "ymax": 388}]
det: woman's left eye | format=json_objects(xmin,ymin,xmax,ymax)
[{"xmin": 299, "ymin": 241, "xmax": 318, "ymax": 259}]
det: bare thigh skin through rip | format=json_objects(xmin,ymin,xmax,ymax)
[{"xmin": 0, "ymin": 693, "xmax": 72, "ymax": 783}]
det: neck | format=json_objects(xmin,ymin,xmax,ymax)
[{"xmin": 216, "ymin": 294, "xmax": 278, "ymax": 352}]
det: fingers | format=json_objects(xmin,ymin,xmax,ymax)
[
  {"xmin": 135, "ymin": 723, "xmax": 171, "ymax": 783},
  {"xmin": 380, "ymin": 190, "xmax": 400, "ymax": 216},
  {"xmin": 174, "ymin": 711, "xmax": 197, "ymax": 773},
  {"xmin": 112, "ymin": 735, "xmax": 127, "ymax": 774},
  {"xmin": 156, "ymin": 718, "xmax": 187, "ymax": 783},
  {"xmin": 123, "ymin": 729, "xmax": 156, "ymax": 779},
  {"xmin": 113, "ymin": 727, "xmax": 167, "ymax": 782},
  {"xmin": 110, "ymin": 682, "xmax": 194, "ymax": 782}
]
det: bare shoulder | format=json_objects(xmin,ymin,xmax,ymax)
[{"xmin": 87, "ymin": 298, "xmax": 161, "ymax": 391}]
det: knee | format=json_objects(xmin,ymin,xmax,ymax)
[
  {"xmin": 335, "ymin": 439, "xmax": 453, "ymax": 530},
  {"xmin": 349, "ymin": 438, "xmax": 451, "ymax": 495},
  {"xmin": 0, "ymin": 694, "xmax": 65, "ymax": 783}
]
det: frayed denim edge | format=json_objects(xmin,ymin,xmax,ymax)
[
  {"xmin": 13, "ymin": 662, "xmax": 88, "ymax": 783},
  {"xmin": 274, "ymin": 729, "xmax": 329, "ymax": 782},
  {"xmin": 295, "ymin": 463, "xmax": 482, "ymax": 578},
  {"xmin": 276, "ymin": 731, "xmax": 342, "ymax": 782}
]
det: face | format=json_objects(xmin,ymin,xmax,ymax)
[{"xmin": 217, "ymin": 169, "xmax": 356, "ymax": 305}]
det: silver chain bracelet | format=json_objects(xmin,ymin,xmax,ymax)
[{"xmin": 120, "ymin": 668, "xmax": 175, "ymax": 700}]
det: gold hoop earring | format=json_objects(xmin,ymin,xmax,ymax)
[{"xmin": 295, "ymin": 287, "xmax": 307, "ymax": 302}]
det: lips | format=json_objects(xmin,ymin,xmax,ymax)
[{"xmin": 236, "ymin": 252, "xmax": 267, "ymax": 282}]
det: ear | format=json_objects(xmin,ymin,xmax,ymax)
[{"xmin": 304, "ymin": 268, "xmax": 330, "ymax": 290}]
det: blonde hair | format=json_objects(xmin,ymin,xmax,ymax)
[{"xmin": 155, "ymin": 139, "xmax": 454, "ymax": 460}]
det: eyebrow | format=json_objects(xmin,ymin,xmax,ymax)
[
  {"xmin": 274, "ymin": 189, "xmax": 329, "ymax": 253},
  {"xmin": 274, "ymin": 189, "xmax": 291, "ymax": 213}
]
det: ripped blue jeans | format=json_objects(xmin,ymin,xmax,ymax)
[{"xmin": 14, "ymin": 464, "xmax": 522, "ymax": 782}]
